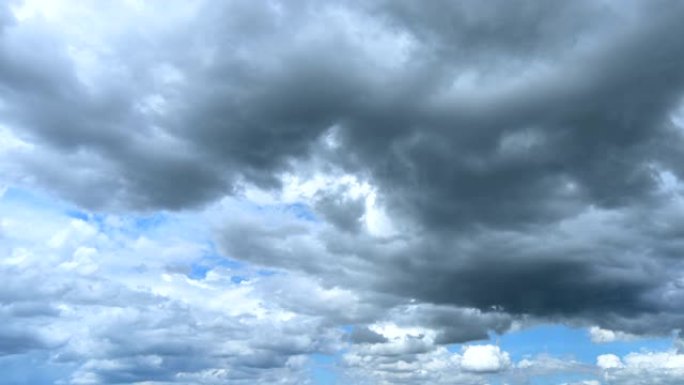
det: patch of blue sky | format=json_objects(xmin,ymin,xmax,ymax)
[
  {"xmin": 132, "ymin": 212, "xmax": 169, "ymax": 231},
  {"xmin": 231, "ymin": 275, "xmax": 248, "ymax": 283},
  {"xmin": 285, "ymin": 202, "xmax": 317, "ymax": 222},
  {"xmin": 0, "ymin": 186, "xmax": 164, "ymax": 238},
  {"xmin": 511, "ymin": 373, "xmax": 599, "ymax": 385},
  {"xmin": 0, "ymin": 351, "xmax": 76, "ymax": 385},
  {"xmin": 187, "ymin": 242, "xmax": 249, "ymax": 281},
  {"xmin": 64, "ymin": 210, "xmax": 111, "ymax": 233},
  {"xmin": 1, "ymin": 186, "xmax": 67, "ymax": 212},
  {"xmin": 508, "ymin": 324, "xmax": 671, "ymax": 363},
  {"xmin": 497, "ymin": 325, "xmax": 591, "ymax": 362},
  {"xmin": 256, "ymin": 268, "xmax": 277, "ymax": 277},
  {"xmin": 188, "ymin": 263, "xmax": 211, "ymax": 280},
  {"xmin": 310, "ymin": 353, "xmax": 339, "ymax": 385},
  {"xmin": 237, "ymin": 197, "xmax": 318, "ymax": 223},
  {"xmin": 86, "ymin": 213, "xmax": 109, "ymax": 231},
  {"xmin": 202, "ymin": 242, "xmax": 244, "ymax": 268},
  {"xmin": 102, "ymin": 212, "xmax": 173, "ymax": 239},
  {"xmin": 187, "ymin": 263, "xmax": 248, "ymax": 282},
  {"xmin": 449, "ymin": 323, "xmax": 674, "ymax": 365},
  {"xmin": 64, "ymin": 208, "xmax": 89, "ymax": 221},
  {"xmin": 0, "ymin": 187, "xmax": 103, "ymax": 234},
  {"xmin": 486, "ymin": 377, "xmax": 521, "ymax": 385}
]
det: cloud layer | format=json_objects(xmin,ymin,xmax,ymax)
[{"xmin": 3, "ymin": 0, "xmax": 684, "ymax": 384}]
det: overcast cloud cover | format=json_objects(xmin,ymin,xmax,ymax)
[{"xmin": 2, "ymin": 0, "xmax": 684, "ymax": 384}]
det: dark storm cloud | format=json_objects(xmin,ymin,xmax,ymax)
[
  {"xmin": 314, "ymin": 187, "xmax": 366, "ymax": 233},
  {"xmin": 0, "ymin": 0, "xmax": 367, "ymax": 210},
  {"xmin": 398, "ymin": 305, "xmax": 512, "ymax": 345},
  {"xmin": 218, "ymin": 184, "xmax": 684, "ymax": 336},
  {"xmin": 4, "ymin": 0, "xmax": 684, "ymax": 343},
  {"xmin": 3, "ymin": 0, "xmax": 683, "ymax": 219},
  {"xmin": 370, "ymin": 0, "xmax": 608, "ymax": 60},
  {"xmin": 333, "ymin": 0, "xmax": 684, "ymax": 230}
]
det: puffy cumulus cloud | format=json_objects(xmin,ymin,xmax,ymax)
[
  {"xmin": 598, "ymin": 351, "xmax": 684, "ymax": 385},
  {"xmin": 341, "ymin": 333, "xmax": 520, "ymax": 385},
  {"xmin": 597, "ymin": 354, "xmax": 624, "ymax": 370},
  {"xmin": 343, "ymin": 341, "xmax": 600, "ymax": 385},
  {"xmin": 460, "ymin": 345, "xmax": 511, "ymax": 373},
  {"xmin": 513, "ymin": 354, "xmax": 598, "ymax": 384},
  {"xmin": 341, "ymin": 323, "xmax": 516, "ymax": 384},
  {"xmin": 589, "ymin": 326, "xmax": 638, "ymax": 344},
  {"xmin": 342, "ymin": 345, "xmax": 486, "ymax": 385},
  {"xmin": 0, "ymin": 193, "xmax": 346, "ymax": 384}
]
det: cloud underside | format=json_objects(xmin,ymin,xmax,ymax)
[{"xmin": 3, "ymin": 0, "xmax": 684, "ymax": 384}]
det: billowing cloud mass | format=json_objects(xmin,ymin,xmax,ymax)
[
  {"xmin": 598, "ymin": 351, "xmax": 684, "ymax": 385},
  {"xmin": 460, "ymin": 345, "xmax": 511, "ymax": 373},
  {"xmin": 2, "ymin": 0, "xmax": 684, "ymax": 384}
]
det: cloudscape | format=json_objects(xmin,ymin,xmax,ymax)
[{"xmin": 2, "ymin": 1, "xmax": 684, "ymax": 384}]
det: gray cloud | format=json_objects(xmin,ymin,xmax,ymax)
[
  {"xmin": 4, "ymin": 0, "xmax": 684, "ymax": 221},
  {"xmin": 349, "ymin": 326, "xmax": 389, "ymax": 345},
  {"xmin": 3, "ymin": 1, "xmax": 684, "ymax": 383},
  {"xmin": 314, "ymin": 187, "xmax": 366, "ymax": 233},
  {"xmin": 598, "ymin": 351, "xmax": 684, "ymax": 385},
  {"xmin": 0, "ymin": 200, "xmax": 344, "ymax": 385},
  {"xmin": 206, "ymin": 0, "xmax": 684, "ymax": 335},
  {"xmin": 216, "ymin": 193, "xmax": 684, "ymax": 336}
]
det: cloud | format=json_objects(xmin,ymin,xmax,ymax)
[
  {"xmin": 342, "ymin": 345, "xmax": 487, "ymax": 385},
  {"xmin": 512, "ymin": 355, "xmax": 598, "ymax": 384},
  {"xmin": 561, "ymin": 381, "xmax": 601, "ymax": 385},
  {"xmin": 0, "ymin": 193, "xmax": 344, "ymax": 384},
  {"xmin": 589, "ymin": 326, "xmax": 638, "ymax": 344},
  {"xmin": 349, "ymin": 326, "xmax": 389, "ymax": 345},
  {"xmin": 214, "ymin": 189, "xmax": 684, "ymax": 335},
  {"xmin": 460, "ymin": 345, "xmax": 511, "ymax": 373},
  {"xmin": 598, "ymin": 351, "xmax": 684, "ymax": 385},
  {"xmin": 3, "ymin": 0, "xmax": 684, "ymax": 383},
  {"xmin": 597, "ymin": 354, "xmax": 624, "ymax": 370}
]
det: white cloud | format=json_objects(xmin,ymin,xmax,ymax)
[
  {"xmin": 589, "ymin": 326, "xmax": 637, "ymax": 343},
  {"xmin": 461, "ymin": 345, "xmax": 511, "ymax": 373},
  {"xmin": 597, "ymin": 354, "xmax": 624, "ymax": 369},
  {"xmin": 343, "ymin": 346, "xmax": 486, "ymax": 385},
  {"xmin": 0, "ymin": 190, "xmax": 345, "ymax": 384},
  {"xmin": 599, "ymin": 350, "xmax": 684, "ymax": 385},
  {"xmin": 561, "ymin": 381, "xmax": 601, "ymax": 385}
]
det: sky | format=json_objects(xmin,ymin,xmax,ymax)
[{"xmin": 1, "ymin": 0, "xmax": 684, "ymax": 384}]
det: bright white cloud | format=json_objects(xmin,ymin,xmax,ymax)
[
  {"xmin": 597, "ymin": 354, "xmax": 624, "ymax": 369},
  {"xmin": 589, "ymin": 326, "xmax": 638, "ymax": 344},
  {"xmin": 599, "ymin": 350, "xmax": 684, "ymax": 385},
  {"xmin": 461, "ymin": 344, "xmax": 511, "ymax": 373}
]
